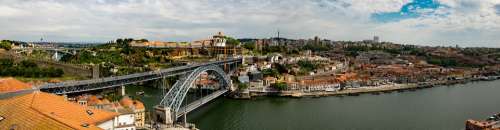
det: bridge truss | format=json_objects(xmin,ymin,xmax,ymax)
[{"xmin": 159, "ymin": 65, "xmax": 231, "ymax": 117}]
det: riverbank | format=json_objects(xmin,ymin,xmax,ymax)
[{"xmin": 239, "ymin": 76, "xmax": 500, "ymax": 99}]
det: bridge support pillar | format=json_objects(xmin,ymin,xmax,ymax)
[
  {"xmin": 92, "ymin": 65, "xmax": 99, "ymax": 79},
  {"xmin": 183, "ymin": 113, "xmax": 187, "ymax": 128},
  {"xmin": 154, "ymin": 106, "xmax": 174, "ymax": 127},
  {"xmin": 121, "ymin": 85, "xmax": 126, "ymax": 96},
  {"xmin": 229, "ymin": 79, "xmax": 235, "ymax": 92}
]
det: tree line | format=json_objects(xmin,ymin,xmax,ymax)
[
  {"xmin": 0, "ymin": 40, "xmax": 13, "ymax": 50},
  {"xmin": 0, "ymin": 59, "xmax": 64, "ymax": 77}
]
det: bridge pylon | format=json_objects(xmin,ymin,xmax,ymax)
[{"xmin": 154, "ymin": 106, "xmax": 174, "ymax": 127}]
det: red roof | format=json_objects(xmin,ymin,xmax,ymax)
[
  {"xmin": 0, "ymin": 77, "xmax": 33, "ymax": 93},
  {"xmin": 0, "ymin": 92, "xmax": 118, "ymax": 130}
]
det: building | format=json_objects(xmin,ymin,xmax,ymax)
[
  {"xmin": 212, "ymin": 32, "xmax": 227, "ymax": 47},
  {"xmin": 248, "ymin": 70, "xmax": 263, "ymax": 82},
  {"xmin": 75, "ymin": 95, "xmax": 146, "ymax": 129},
  {"xmin": 112, "ymin": 107, "xmax": 136, "ymax": 130},
  {"xmin": 0, "ymin": 91, "xmax": 118, "ymax": 130},
  {"xmin": 466, "ymin": 119, "xmax": 500, "ymax": 130},
  {"xmin": 374, "ymin": 36, "xmax": 380, "ymax": 43},
  {"xmin": 119, "ymin": 96, "xmax": 146, "ymax": 129},
  {"xmin": 238, "ymin": 75, "xmax": 250, "ymax": 83},
  {"xmin": 263, "ymin": 77, "xmax": 277, "ymax": 86}
]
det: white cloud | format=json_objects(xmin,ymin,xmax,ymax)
[{"xmin": 0, "ymin": 0, "xmax": 499, "ymax": 47}]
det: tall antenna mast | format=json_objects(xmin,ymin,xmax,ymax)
[{"xmin": 277, "ymin": 29, "xmax": 280, "ymax": 39}]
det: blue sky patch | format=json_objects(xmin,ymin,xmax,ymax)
[
  {"xmin": 372, "ymin": 0, "xmax": 445, "ymax": 22},
  {"xmin": 495, "ymin": 4, "xmax": 500, "ymax": 15}
]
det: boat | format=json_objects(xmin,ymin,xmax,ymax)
[
  {"xmin": 325, "ymin": 88, "xmax": 337, "ymax": 92},
  {"xmin": 347, "ymin": 93, "xmax": 360, "ymax": 96},
  {"xmin": 465, "ymin": 113, "xmax": 500, "ymax": 130},
  {"xmin": 136, "ymin": 91, "xmax": 145, "ymax": 96}
]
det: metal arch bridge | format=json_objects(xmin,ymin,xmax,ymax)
[
  {"xmin": 38, "ymin": 58, "xmax": 242, "ymax": 94},
  {"xmin": 13, "ymin": 47, "xmax": 82, "ymax": 54},
  {"xmin": 13, "ymin": 47, "xmax": 82, "ymax": 60},
  {"xmin": 159, "ymin": 65, "xmax": 232, "ymax": 119}
]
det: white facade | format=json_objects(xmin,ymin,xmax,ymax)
[
  {"xmin": 374, "ymin": 36, "xmax": 380, "ymax": 43},
  {"xmin": 97, "ymin": 114, "xmax": 136, "ymax": 130},
  {"xmin": 97, "ymin": 120, "xmax": 114, "ymax": 130},
  {"xmin": 213, "ymin": 32, "xmax": 227, "ymax": 47},
  {"xmin": 214, "ymin": 38, "xmax": 226, "ymax": 47},
  {"xmin": 115, "ymin": 114, "xmax": 136, "ymax": 130}
]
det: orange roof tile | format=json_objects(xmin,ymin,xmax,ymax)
[
  {"xmin": 133, "ymin": 100, "xmax": 145, "ymax": 110},
  {"xmin": 0, "ymin": 92, "xmax": 118, "ymax": 130},
  {"xmin": 120, "ymin": 96, "xmax": 134, "ymax": 108},
  {"xmin": 87, "ymin": 95, "xmax": 102, "ymax": 106},
  {"xmin": 102, "ymin": 99, "xmax": 111, "ymax": 104},
  {"xmin": 264, "ymin": 77, "xmax": 277, "ymax": 80},
  {"xmin": 0, "ymin": 77, "xmax": 32, "ymax": 93}
]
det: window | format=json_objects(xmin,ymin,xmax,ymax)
[
  {"xmin": 9, "ymin": 124, "xmax": 17, "ymax": 130},
  {"xmin": 86, "ymin": 110, "xmax": 93, "ymax": 115},
  {"xmin": 81, "ymin": 123, "xmax": 89, "ymax": 128}
]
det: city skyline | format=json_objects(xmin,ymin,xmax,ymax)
[{"xmin": 1, "ymin": 0, "xmax": 500, "ymax": 47}]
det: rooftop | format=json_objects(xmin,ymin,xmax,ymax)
[
  {"xmin": 0, "ymin": 91, "xmax": 118, "ymax": 130},
  {"xmin": 0, "ymin": 77, "xmax": 33, "ymax": 93}
]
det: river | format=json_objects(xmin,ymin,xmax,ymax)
[{"xmin": 127, "ymin": 80, "xmax": 500, "ymax": 130}]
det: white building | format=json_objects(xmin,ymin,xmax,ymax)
[
  {"xmin": 96, "ymin": 113, "xmax": 135, "ymax": 130},
  {"xmin": 213, "ymin": 32, "xmax": 227, "ymax": 47},
  {"xmin": 114, "ymin": 113, "xmax": 136, "ymax": 130},
  {"xmin": 374, "ymin": 36, "xmax": 380, "ymax": 43}
]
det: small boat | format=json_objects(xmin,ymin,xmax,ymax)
[
  {"xmin": 347, "ymin": 93, "xmax": 360, "ymax": 96},
  {"xmin": 136, "ymin": 91, "xmax": 145, "ymax": 96},
  {"xmin": 325, "ymin": 88, "xmax": 336, "ymax": 92}
]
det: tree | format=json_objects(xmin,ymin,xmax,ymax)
[
  {"xmin": 271, "ymin": 82, "xmax": 288, "ymax": 90},
  {"xmin": 302, "ymin": 43, "xmax": 330, "ymax": 52},
  {"xmin": 116, "ymin": 38, "xmax": 123, "ymax": 45},
  {"xmin": 225, "ymin": 36, "xmax": 240, "ymax": 46},
  {"xmin": 297, "ymin": 60, "xmax": 317, "ymax": 72},
  {"xmin": 0, "ymin": 40, "xmax": 12, "ymax": 50},
  {"xmin": 242, "ymin": 42, "xmax": 256, "ymax": 50},
  {"xmin": 238, "ymin": 83, "xmax": 248, "ymax": 90},
  {"xmin": 19, "ymin": 60, "xmax": 38, "ymax": 68},
  {"xmin": 0, "ymin": 59, "xmax": 14, "ymax": 68},
  {"xmin": 136, "ymin": 39, "xmax": 148, "ymax": 43},
  {"xmin": 262, "ymin": 68, "xmax": 280, "ymax": 77},
  {"xmin": 273, "ymin": 63, "xmax": 289, "ymax": 74}
]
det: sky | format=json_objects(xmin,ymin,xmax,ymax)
[{"xmin": 1, "ymin": 0, "xmax": 500, "ymax": 47}]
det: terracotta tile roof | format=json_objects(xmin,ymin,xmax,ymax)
[
  {"xmin": 119, "ymin": 97, "xmax": 144, "ymax": 110},
  {"xmin": 87, "ymin": 95, "xmax": 102, "ymax": 106},
  {"xmin": 133, "ymin": 100, "xmax": 145, "ymax": 110},
  {"xmin": 0, "ymin": 77, "xmax": 33, "ymax": 93},
  {"xmin": 102, "ymin": 99, "xmax": 110, "ymax": 104},
  {"xmin": 0, "ymin": 92, "xmax": 118, "ymax": 130},
  {"xmin": 120, "ymin": 96, "xmax": 134, "ymax": 108},
  {"xmin": 264, "ymin": 77, "xmax": 277, "ymax": 80}
]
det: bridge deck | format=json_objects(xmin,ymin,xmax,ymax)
[
  {"xmin": 176, "ymin": 89, "xmax": 227, "ymax": 118},
  {"xmin": 37, "ymin": 58, "xmax": 241, "ymax": 94}
]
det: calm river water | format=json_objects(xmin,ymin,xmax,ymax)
[{"xmin": 128, "ymin": 80, "xmax": 500, "ymax": 130}]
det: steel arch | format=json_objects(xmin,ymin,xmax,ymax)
[{"xmin": 159, "ymin": 65, "xmax": 231, "ymax": 112}]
